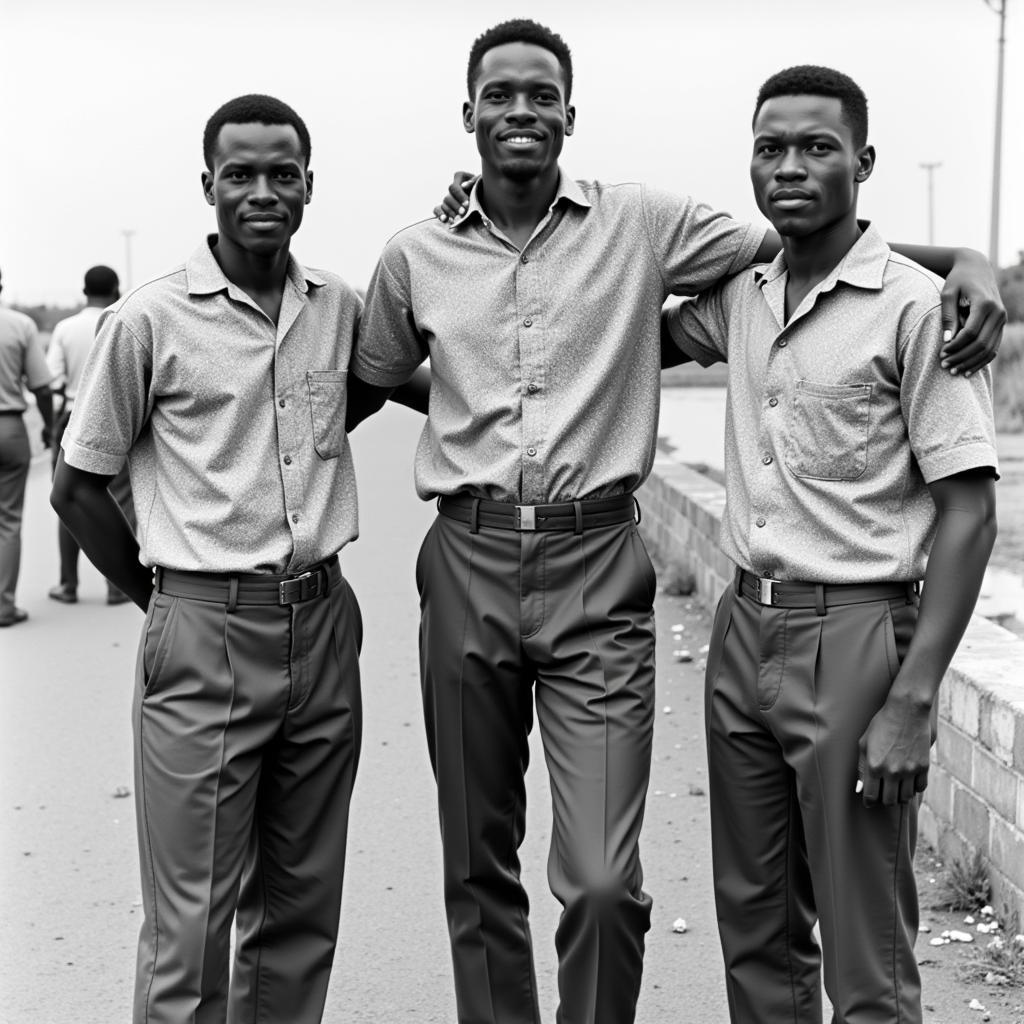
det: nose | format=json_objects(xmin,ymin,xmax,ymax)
[
  {"xmin": 506, "ymin": 92, "xmax": 537, "ymax": 123},
  {"xmin": 775, "ymin": 147, "xmax": 807, "ymax": 180},
  {"xmin": 249, "ymin": 173, "xmax": 279, "ymax": 205}
]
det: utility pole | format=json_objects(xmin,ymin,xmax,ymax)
[
  {"xmin": 919, "ymin": 162, "xmax": 942, "ymax": 245},
  {"xmin": 985, "ymin": 0, "xmax": 1008, "ymax": 267},
  {"xmin": 121, "ymin": 229, "xmax": 136, "ymax": 291}
]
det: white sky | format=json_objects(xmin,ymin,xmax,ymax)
[{"xmin": 2, "ymin": 0, "xmax": 1021, "ymax": 305}]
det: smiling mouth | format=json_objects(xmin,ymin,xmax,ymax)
[
  {"xmin": 771, "ymin": 191, "xmax": 813, "ymax": 207},
  {"xmin": 244, "ymin": 215, "xmax": 285, "ymax": 224},
  {"xmin": 501, "ymin": 135, "xmax": 543, "ymax": 147}
]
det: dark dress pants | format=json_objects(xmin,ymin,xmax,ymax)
[
  {"xmin": 132, "ymin": 570, "xmax": 362, "ymax": 1024},
  {"xmin": 0, "ymin": 413, "xmax": 30, "ymax": 618},
  {"xmin": 417, "ymin": 514, "xmax": 656, "ymax": 1024},
  {"xmin": 706, "ymin": 585, "xmax": 922, "ymax": 1024}
]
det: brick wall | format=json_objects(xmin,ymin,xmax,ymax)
[{"xmin": 638, "ymin": 456, "xmax": 1024, "ymax": 921}]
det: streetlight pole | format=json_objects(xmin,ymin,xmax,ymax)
[
  {"xmin": 121, "ymin": 229, "xmax": 136, "ymax": 291},
  {"xmin": 985, "ymin": 0, "xmax": 1008, "ymax": 267},
  {"xmin": 919, "ymin": 162, "xmax": 942, "ymax": 245}
]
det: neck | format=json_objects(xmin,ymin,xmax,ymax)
[
  {"xmin": 211, "ymin": 234, "xmax": 291, "ymax": 295},
  {"xmin": 85, "ymin": 297, "xmax": 111, "ymax": 308},
  {"xmin": 477, "ymin": 164, "xmax": 560, "ymax": 236},
  {"xmin": 781, "ymin": 211, "xmax": 862, "ymax": 288}
]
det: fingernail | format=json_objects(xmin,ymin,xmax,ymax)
[
  {"xmin": 459, "ymin": 205, "xmax": 467, "ymax": 214},
  {"xmin": 950, "ymin": 368, "xmax": 959, "ymax": 376},
  {"xmin": 940, "ymin": 360, "xmax": 949, "ymax": 368},
  {"xmin": 440, "ymin": 214, "xmax": 448, "ymax": 222},
  {"xmin": 965, "ymin": 371, "xmax": 972, "ymax": 378},
  {"xmin": 943, "ymin": 330, "xmax": 952, "ymax": 343},
  {"xmin": 855, "ymin": 780, "xmax": 864, "ymax": 794}
]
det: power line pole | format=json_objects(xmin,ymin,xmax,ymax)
[
  {"xmin": 121, "ymin": 229, "xmax": 136, "ymax": 291},
  {"xmin": 985, "ymin": 0, "xmax": 1008, "ymax": 267},
  {"xmin": 919, "ymin": 162, "xmax": 942, "ymax": 245}
]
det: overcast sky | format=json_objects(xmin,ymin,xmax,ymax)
[{"xmin": 3, "ymin": 0, "xmax": 1020, "ymax": 305}]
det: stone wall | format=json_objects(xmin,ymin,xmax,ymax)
[{"xmin": 639, "ymin": 455, "xmax": 1024, "ymax": 921}]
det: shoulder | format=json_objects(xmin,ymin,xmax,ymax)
[
  {"xmin": 380, "ymin": 216, "xmax": 452, "ymax": 259},
  {"xmin": 880, "ymin": 251, "xmax": 944, "ymax": 313},
  {"xmin": 304, "ymin": 268, "xmax": 363, "ymax": 315},
  {"xmin": 102, "ymin": 265, "xmax": 188, "ymax": 328},
  {"xmin": 0, "ymin": 307, "xmax": 37, "ymax": 336}
]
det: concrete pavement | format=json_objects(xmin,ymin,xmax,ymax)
[{"xmin": 1, "ymin": 403, "xmax": 729, "ymax": 1023}]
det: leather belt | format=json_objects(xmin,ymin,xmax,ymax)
[
  {"xmin": 437, "ymin": 493, "xmax": 638, "ymax": 534},
  {"xmin": 737, "ymin": 568, "xmax": 918, "ymax": 610},
  {"xmin": 154, "ymin": 555, "xmax": 340, "ymax": 607}
]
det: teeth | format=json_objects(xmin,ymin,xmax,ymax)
[{"xmin": 505, "ymin": 137, "xmax": 538, "ymax": 144}]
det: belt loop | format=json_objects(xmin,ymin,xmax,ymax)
[
  {"xmin": 469, "ymin": 497, "xmax": 480, "ymax": 535},
  {"xmin": 633, "ymin": 496, "xmax": 642, "ymax": 525},
  {"xmin": 573, "ymin": 500, "xmax": 583, "ymax": 535},
  {"xmin": 814, "ymin": 583, "xmax": 826, "ymax": 617},
  {"xmin": 226, "ymin": 576, "xmax": 239, "ymax": 613},
  {"xmin": 734, "ymin": 566, "xmax": 744, "ymax": 597},
  {"xmin": 153, "ymin": 566, "xmax": 164, "ymax": 593},
  {"xmin": 906, "ymin": 581, "xmax": 917, "ymax": 605}
]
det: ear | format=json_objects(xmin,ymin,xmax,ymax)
[
  {"xmin": 201, "ymin": 170, "xmax": 215, "ymax": 207},
  {"xmin": 854, "ymin": 144, "xmax": 875, "ymax": 184},
  {"xmin": 564, "ymin": 103, "xmax": 576, "ymax": 137},
  {"xmin": 462, "ymin": 100, "xmax": 475, "ymax": 134},
  {"xmin": 305, "ymin": 169, "xmax": 314, "ymax": 205}
]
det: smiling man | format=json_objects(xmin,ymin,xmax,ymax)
[
  {"xmin": 51, "ymin": 95, "xmax": 363, "ymax": 1024},
  {"xmin": 663, "ymin": 66, "xmax": 998, "ymax": 1023}
]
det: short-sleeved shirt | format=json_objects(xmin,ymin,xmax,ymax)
[
  {"xmin": 0, "ymin": 307, "xmax": 53, "ymax": 412},
  {"xmin": 353, "ymin": 173, "xmax": 764, "ymax": 503},
  {"xmin": 666, "ymin": 224, "xmax": 998, "ymax": 583},
  {"xmin": 46, "ymin": 305, "xmax": 105, "ymax": 404},
  {"xmin": 63, "ymin": 237, "xmax": 361, "ymax": 574}
]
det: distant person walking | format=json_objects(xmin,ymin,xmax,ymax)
[
  {"xmin": 46, "ymin": 265, "xmax": 133, "ymax": 605},
  {"xmin": 0, "ymin": 268, "xmax": 54, "ymax": 627}
]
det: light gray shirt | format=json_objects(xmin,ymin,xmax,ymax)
[
  {"xmin": 46, "ymin": 305, "xmax": 104, "ymax": 404},
  {"xmin": 667, "ymin": 224, "xmax": 998, "ymax": 583},
  {"xmin": 64, "ymin": 237, "xmax": 361, "ymax": 574},
  {"xmin": 0, "ymin": 307, "xmax": 52, "ymax": 412},
  {"xmin": 354, "ymin": 173, "xmax": 764, "ymax": 503}
]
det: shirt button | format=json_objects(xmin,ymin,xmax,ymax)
[
  {"xmin": 291, "ymin": 514, "xmax": 300, "ymax": 524},
  {"xmin": 527, "ymin": 382, "xmax": 539, "ymax": 393},
  {"xmin": 526, "ymin": 447, "xmax": 537, "ymax": 457},
  {"xmin": 523, "ymin": 318, "xmax": 533, "ymax": 328},
  {"xmin": 283, "ymin": 455, "xmax": 292, "ymax": 466},
  {"xmin": 755, "ymin": 517, "xmax": 766, "ymax": 528},
  {"xmin": 768, "ymin": 397, "xmax": 779, "ymax": 408},
  {"xmin": 521, "ymin": 255, "xmax": 530, "ymax": 264},
  {"xmin": 778, "ymin": 339, "xmax": 788, "ymax": 348},
  {"xmin": 762, "ymin": 455, "xmax": 773, "ymax": 465},
  {"xmin": 278, "ymin": 398, "xmax": 286, "ymax": 408}
]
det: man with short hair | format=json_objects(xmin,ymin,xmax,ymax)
[
  {"xmin": 46, "ymin": 265, "xmax": 133, "ymax": 605},
  {"xmin": 52, "ymin": 94, "xmax": 363, "ymax": 1024},
  {"xmin": 0, "ymin": 268, "xmax": 53, "ymax": 627},
  {"xmin": 663, "ymin": 65, "xmax": 998, "ymax": 1023}
]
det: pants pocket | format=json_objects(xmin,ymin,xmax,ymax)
[{"xmin": 141, "ymin": 593, "xmax": 180, "ymax": 696}]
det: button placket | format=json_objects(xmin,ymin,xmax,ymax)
[{"xmin": 517, "ymin": 246, "xmax": 545, "ymax": 500}]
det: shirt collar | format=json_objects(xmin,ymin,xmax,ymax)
[
  {"xmin": 754, "ymin": 220, "xmax": 888, "ymax": 292},
  {"xmin": 450, "ymin": 169, "xmax": 591, "ymax": 231},
  {"xmin": 185, "ymin": 235, "xmax": 326, "ymax": 297}
]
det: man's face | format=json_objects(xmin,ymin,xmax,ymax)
[
  {"xmin": 750, "ymin": 94, "xmax": 873, "ymax": 238},
  {"xmin": 202, "ymin": 122, "xmax": 312, "ymax": 254},
  {"xmin": 463, "ymin": 42, "xmax": 575, "ymax": 182}
]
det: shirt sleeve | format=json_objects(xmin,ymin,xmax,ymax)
[
  {"xmin": 665, "ymin": 285, "xmax": 732, "ymax": 366},
  {"xmin": 642, "ymin": 185, "xmax": 766, "ymax": 297},
  {"xmin": 899, "ymin": 305, "xmax": 999, "ymax": 483},
  {"xmin": 62, "ymin": 310, "xmax": 152, "ymax": 475},
  {"xmin": 350, "ymin": 250, "xmax": 427, "ymax": 387},
  {"xmin": 22, "ymin": 319, "xmax": 53, "ymax": 390},
  {"xmin": 46, "ymin": 323, "xmax": 67, "ymax": 390}
]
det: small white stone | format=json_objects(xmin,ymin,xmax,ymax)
[
  {"xmin": 964, "ymin": 915, "xmax": 976, "ymax": 924},
  {"xmin": 929, "ymin": 937, "xmax": 948, "ymax": 946},
  {"xmin": 673, "ymin": 650, "xmax": 693, "ymax": 662},
  {"xmin": 980, "ymin": 905, "xmax": 994, "ymax": 917},
  {"xmin": 918, "ymin": 924, "xmax": 931, "ymax": 933},
  {"xmin": 699, "ymin": 644, "xmax": 710, "ymax": 654},
  {"xmin": 663, "ymin": 706, "xmax": 673, "ymax": 714},
  {"xmin": 947, "ymin": 930, "xmax": 974, "ymax": 943},
  {"xmin": 968, "ymin": 998, "xmax": 986, "ymax": 1011},
  {"xmin": 671, "ymin": 623, "xmax": 685, "ymax": 632},
  {"xmin": 671, "ymin": 918, "xmax": 687, "ymax": 934}
]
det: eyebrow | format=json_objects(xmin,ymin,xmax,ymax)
[
  {"xmin": 478, "ymin": 76, "xmax": 562, "ymax": 91},
  {"xmin": 753, "ymin": 127, "xmax": 845, "ymax": 143}
]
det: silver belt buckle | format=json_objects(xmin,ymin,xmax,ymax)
[
  {"xmin": 757, "ymin": 577, "xmax": 774, "ymax": 605},
  {"xmin": 279, "ymin": 569, "xmax": 315, "ymax": 604},
  {"xmin": 515, "ymin": 505, "xmax": 536, "ymax": 531}
]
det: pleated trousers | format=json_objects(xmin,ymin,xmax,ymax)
[
  {"xmin": 417, "ymin": 514, "xmax": 656, "ymax": 1024},
  {"xmin": 132, "ymin": 573, "xmax": 362, "ymax": 1024},
  {"xmin": 706, "ymin": 583, "xmax": 922, "ymax": 1024}
]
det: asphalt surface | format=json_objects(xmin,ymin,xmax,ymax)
[{"xmin": 1, "ymin": 404, "xmax": 730, "ymax": 1023}]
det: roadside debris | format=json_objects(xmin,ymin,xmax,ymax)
[{"xmin": 671, "ymin": 918, "xmax": 687, "ymax": 934}]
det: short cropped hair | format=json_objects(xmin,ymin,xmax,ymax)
[
  {"xmin": 83, "ymin": 265, "xmax": 119, "ymax": 297},
  {"xmin": 203, "ymin": 94, "xmax": 312, "ymax": 170},
  {"xmin": 467, "ymin": 19, "xmax": 573, "ymax": 101},
  {"xmin": 753, "ymin": 65, "xmax": 868, "ymax": 148}
]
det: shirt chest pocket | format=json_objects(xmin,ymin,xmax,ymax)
[
  {"xmin": 306, "ymin": 370, "xmax": 347, "ymax": 460},
  {"xmin": 784, "ymin": 380, "xmax": 873, "ymax": 481}
]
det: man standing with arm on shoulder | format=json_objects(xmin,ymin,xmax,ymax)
[
  {"xmin": 46, "ymin": 264, "xmax": 134, "ymax": 606},
  {"xmin": 0, "ymin": 268, "xmax": 53, "ymax": 627},
  {"xmin": 52, "ymin": 95, "xmax": 363, "ymax": 1024},
  {"xmin": 663, "ymin": 66, "xmax": 998, "ymax": 1024}
]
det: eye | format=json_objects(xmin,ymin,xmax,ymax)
[
  {"xmin": 535, "ymin": 92, "xmax": 558, "ymax": 104},
  {"xmin": 756, "ymin": 144, "xmax": 781, "ymax": 156},
  {"xmin": 809, "ymin": 142, "xmax": 833, "ymax": 154},
  {"xmin": 274, "ymin": 170, "xmax": 299, "ymax": 180},
  {"xmin": 484, "ymin": 90, "xmax": 508, "ymax": 102},
  {"xmin": 226, "ymin": 170, "xmax": 250, "ymax": 182}
]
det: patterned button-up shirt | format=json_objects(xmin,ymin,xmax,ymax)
[
  {"xmin": 353, "ymin": 173, "xmax": 764, "ymax": 503},
  {"xmin": 63, "ymin": 237, "xmax": 361, "ymax": 574},
  {"xmin": 667, "ymin": 224, "xmax": 998, "ymax": 583},
  {"xmin": 0, "ymin": 307, "xmax": 52, "ymax": 412}
]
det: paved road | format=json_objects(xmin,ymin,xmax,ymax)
[{"xmin": 1, "ymin": 405, "xmax": 729, "ymax": 1023}]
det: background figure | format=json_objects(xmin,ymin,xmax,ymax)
[
  {"xmin": 46, "ymin": 265, "xmax": 133, "ymax": 604},
  {"xmin": 0, "ymin": 267, "xmax": 54, "ymax": 626}
]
